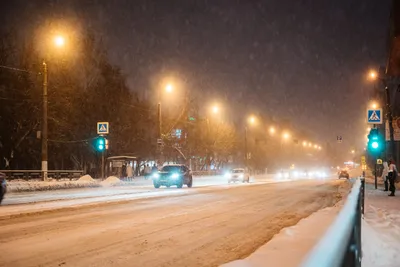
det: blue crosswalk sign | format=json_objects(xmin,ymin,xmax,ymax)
[
  {"xmin": 367, "ymin": 109, "xmax": 382, "ymax": 124},
  {"xmin": 97, "ymin": 122, "xmax": 109, "ymax": 134}
]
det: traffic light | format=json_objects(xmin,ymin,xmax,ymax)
[
  {"xmin": 96, "ymin": 136, "xmax": 106, "ymax": 152},
  {"xmin": 367, "ymin": 128, "xmax": 384, "ymax": 154}
]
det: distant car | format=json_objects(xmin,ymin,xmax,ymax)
[
  {"xmin": 225, "ymin": 168, "xmax": 250, "ymax": 183},
  {"xmin": 152, "ymin": 164, "xmax": 193, "ymax": 188},
  {"xmin": 0, "ymin": 172, "xmax": 6, "ymax": 204},
  {"xmin": 338, "ymin": 170, "xmax": 350, "ymax": 179}
]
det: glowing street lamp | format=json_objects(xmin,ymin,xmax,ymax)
[
  {"xmin": 351, "ymin": 150, "xmax": 355, "ymax": 154},
  {"xmin": 165, "ymin": 84, "xmax": 173, "ymax": 93},
  {"xmin": 269, "ymin": 126, "xmax": 276, "ymax": 135},
  {"xmin": 282, "ymin": 132, "xmax": 290, "ymax": 140},
  {"xmin": 54, "ymin": 35, "xmax": 65, "ymax": 47},
  {"xmin": 212, "ymin": 105, "xmax": 219, "ymax": 114},
  {"xmin": 302, "ymin": 141, "xmax": 307, "ymax": 147},
  {"xmin": 314, "ymin": 144, "xmax": 318, "ymax": 149},
  {"xmin": 42, "ymin": 34, "xmax": 67, "ymax": 181},
  {"xmin": 248, "ymin": 115, "xmax": 256, "ymax": 125},
  {"xmin": 369, "ymin": 70, "xmax": 377, "ymax": 80}
]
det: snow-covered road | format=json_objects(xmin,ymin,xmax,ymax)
[{"xmin": 0, "ymin": 178, "xmax": 344, "ymax": 267}]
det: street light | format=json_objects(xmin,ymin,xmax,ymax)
[
  {"xmin": 248, "ymin": 115, "xmax": 256, "ymax": 125},
  {"xmin": 351, "ymin": 149, "xmax": 355, "ymax": 154},
  {"xmin": 165, "ymin": 84, "xmax": 173, "ymax": 93},
  {"xmin": 269, "ymin": 126, "xmax": 275, "ymax": 135},
  {"xmin": 42, "ymin": 34, "xmax": 65, "ymax": 181},
  {"xmin": 314, "ymin": 144, "xmax": 318, "ymax": 149},
  {"xmin": 54, "ymin": 35, "xmax": 65, "ymax": 47},
  {"xmin": 282, "ymin": 132, "xmax": 290, "ymax": 140},
  {"xmin": 212, "ymin": 105, "xmax": 219, "ymax": 114},
  {"xmin": 302, "ymin": 141, "xmax": 307, "ymax": 147},
  {"xmin": 369, "ymin": 70, "xmax": 377, "ymax": 80}
]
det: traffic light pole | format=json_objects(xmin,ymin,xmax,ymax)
[
  {"xmin": 374, "ymin": 158, "xmax": 378, "ymax": 190},
  {"xmin": 101, "ymin": 150, "xmax": 105, "ymax": 179}
]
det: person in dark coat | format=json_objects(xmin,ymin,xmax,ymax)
[{"xmin": 388, "ymin": 160, "xmax": 398, "ymax": 197}]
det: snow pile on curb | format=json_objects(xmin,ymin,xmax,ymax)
[
  {"xmin": 78, "ymin": 175, "xmax": 96, "ymax": 183},
  {"xmin": 221, "ymin": 204, "xmax": 342, "ymax": 267},
  {"xmin": 101, "ymin": 176, "xmax": 122, "ymax": 186},
  {"xmin": 7, "ymin": 180, "xmax": 101, "ymax": 192}
]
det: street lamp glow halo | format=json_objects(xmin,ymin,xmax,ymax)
[{"xmin": 54, "ymin": 35, "xmax": 65, "ymax": 47}]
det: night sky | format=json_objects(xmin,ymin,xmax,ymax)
[{"xmin": 0, "ymin": 0, "xmax": 392, "ymax": 156}]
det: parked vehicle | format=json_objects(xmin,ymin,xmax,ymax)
[
  {"xmin": 0, "ymin": 172, "xmax": 7, "ymax": 204},
  {"xmin": 338, "ymin": 170, "xmax": 350, "ymax": 179},
  {"xmin": 225, "ymin": 168, "xmax": 250, "ymax": 183},
  {"xmin": 152, "ymin": 164, "xmax": 193, "ymax": 188}
]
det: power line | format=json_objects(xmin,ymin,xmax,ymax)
[
  {"xmin": 0, "ymin": 65, "xmax": 34, "ymax": 74},
  {"xmin": 48, "ymin": 136, "xmax": 97, "ymax": 144}
]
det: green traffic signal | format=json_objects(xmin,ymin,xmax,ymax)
[
  {"xmin": 367, "ymin": 128, "xmax": 383, "ymax": 154},
  {"xmin": 96, "ymin": 137, "xmax": 106, "ymax": 152}
]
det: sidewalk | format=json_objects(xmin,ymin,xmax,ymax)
[{"xmin": 362, "ymin": 183, "xmax": 400, "ymax": 267}]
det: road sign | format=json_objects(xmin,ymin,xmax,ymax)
[
  {"xmin": 337, "ymin": 136, "xmax": 343, "ymax": 143},
  {"xmin": 367, "ymin": 109, "xmax": 383, "ymax": 124},
  {"xmin": 377, "ymin": 159, "xmax": 383, "ymax": 164},
  {"xmin": 97, "ymin": 122, "xmax": 109, "ymax": 134}
]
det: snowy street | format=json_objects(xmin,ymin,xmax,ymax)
[{"xmin": 0, "ymin": 178, "xmax": 345, "ymax": 267}]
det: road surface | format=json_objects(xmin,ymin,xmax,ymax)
[{"xmin": 0, "ymin": 178, "xmax": 347, "ymax": 267}]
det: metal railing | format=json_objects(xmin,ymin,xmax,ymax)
[
  {"xmin": 300, "ymin": 177, "xmax": 365, "ymax": 267},
  {"xmin": 0, "ymin": 170, "xmax": 84, "ymax": 180}
]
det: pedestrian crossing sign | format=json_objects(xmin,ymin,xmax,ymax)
[
  {"xmin": 97, "ymin": 122, "xmax": 109, "ymax": 134},
  {"xmin": 367, "ymin": 109, "xmax": 382, "ymax": 124}
]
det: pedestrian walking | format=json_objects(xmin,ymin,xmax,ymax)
[
  {"xmin": 382, "ymin": 161, "xmax": 389, "ymax": 191},
  {"xmin": 126, "ymin": 164, "xmax": 133, "ymax": 180},
  {"xmin": 388, "ymin": 159, "xmax": 398, "ymax": 197}
]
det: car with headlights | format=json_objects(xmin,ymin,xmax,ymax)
[
  {"xmin": 225, "ymin": 168, "xmax": 250, "ymax": 183},
  {"xmin": 338, "ymin": 170, "xmax": 349, "ymax": 179},
  {"xmin": 152, "ymin": 164, "xmax": 193, "ymax": 188}
]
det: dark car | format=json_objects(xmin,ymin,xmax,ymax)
[
  {"xmin": 0, "ymin": 172, "xmax": 7, "ymax": 204},
  {"xmin": 338, "ymin": 170, "xmax": 350, "ymax": 179},
  {"xmin": 152, "ymin": 164, "xmax": 193, "ymax": 188}
]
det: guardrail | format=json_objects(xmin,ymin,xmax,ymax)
[
  {"xmin": 0, "ymin": 170, "xmax": 84, "ymax": 180},
  {"xmin": 300, "ymin": 177, "xmax": 365, "ymax": 267}
]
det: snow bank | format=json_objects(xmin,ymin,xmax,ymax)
[
  {"xmin": 101, "ymin": 176, "xmax": 122, "ymax": 186},
  {"xmin": 221, "ymin": 204, "xmax": 342, "ymax": 267},
  {"xmin": 78, "ymin": 174, "xmax": 96, "ymax": 183},
  {"xmin": 7, "ymin": 180, "xmax": 101, "ymax": 192}
]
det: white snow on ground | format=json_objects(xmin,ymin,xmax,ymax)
[
  {"xmin": 221, "ymin": 203, "xmax": 342, "ymax": 267},
  {"xmin": 78, "ymin": 174, "xmax": 96, "ymax": 182},
  {"xmin": 362, "ymin": 184, "xmax": 400, "ymax": 267},
  {"xmin": 100, "ymin": 176, "xmax": 122, "ymax": 186}
]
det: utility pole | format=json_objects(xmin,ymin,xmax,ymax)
[
  {"xmin": 41, "ymin": 60, "xmax": 48, "ymax": 181},
  {"xmin": 244, "ymin": 126, "xmax": 248, "ymax": 170},
  {"xmin": 384, "ymin": 82, "xmax": 396, "ymax": 162}
]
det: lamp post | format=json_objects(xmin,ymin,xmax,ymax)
[
  {"xmin": 41, "ymin": 35, "xmax": 65, "ymax": 181},
  {"xmin": 368, "ymin": 69, "xmax": 395, "ymax": 162},
  {"xmin": 41, "ymin": 60, "xmax": 48, "ymax": 181},
  {"xmin": 245, "ymin": 115, "xmax": 256, "ymax": 171}
]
